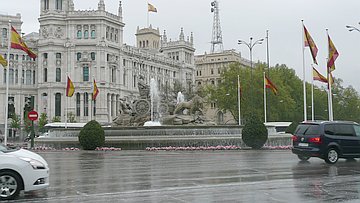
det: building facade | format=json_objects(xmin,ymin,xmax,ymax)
[
  {"xmin": 195, "ymin": 50, "xmax": 250, "ymax": 124},
  {"xmin": 0, "ymin": 0, "xmax": 195, "ymax": 126}
]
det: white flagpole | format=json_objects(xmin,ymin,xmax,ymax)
[
  {"xmin": 327, "ymin": 71, "xmax": 333, "ymax": 121},
  {"xmin": 263, "ymin": 72, "xmax": 267, "ymax": 123},
  {"xmin": 4, "ymin": 20, "xmax": 11, "ymax": 146},
  {"xmin": 301, "ymin": 20, "xmax": 307, "ymax": 121},
  {"xmin": 326, "ymin": 29, "xmax": 334, "ymax": 121},
  {"xmin": 147, "ymin": 3, "xmax": 149, "ymax": 27},
  {"xmin": 311, "ymin": 68, "xmax": 314, "ymax": 121},
  {"xmin": 65, "ymin": 73, "xmax": 68, "ymax": 129},
  {"xmin": 237, "ymin": 75, "xmax": 241, "ymax": 125}
]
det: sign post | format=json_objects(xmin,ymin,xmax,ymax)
[{"xmin": 27, "ymin": 110, "xmax": 38, "ymax": 148}]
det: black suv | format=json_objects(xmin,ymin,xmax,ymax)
[{"xmin": 292, "ymin": 121, "xmax": 360, "ymax": 164}]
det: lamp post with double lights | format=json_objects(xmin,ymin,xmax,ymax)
[
  {"xmin": 238, "ymin": 37, "xmax": 264, "ymax": 106},
  {"xmin": 346, "ymin": 24, "xmax": 360, "ymax": 33}
]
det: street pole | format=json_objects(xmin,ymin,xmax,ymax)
[
  {"xmin": 238, "ymin": 37, "xmax": 264, "ymax": 110},
  {"xmin": 237, "ymin": 75, "xmax": 241, "ymax": 125}
]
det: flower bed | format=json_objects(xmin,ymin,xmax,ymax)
[{"xmin": 146, "ymin": 145, "xmax": 292, "ymax": 151}]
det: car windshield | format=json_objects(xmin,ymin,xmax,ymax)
[
  {"xmin": 295, "ymin": 124, "xmax": 320, "ymax": 135},
  {"xmin": 0, "ymin": 144, "xmax": 18, "ymax": 153}
]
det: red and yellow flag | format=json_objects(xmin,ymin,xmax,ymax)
[
  {"xmin": 303, "ymin": 25, "xmax": 318, "ymax": 65},
  {"xmin": 11, "ymin": 26, "xmax": 37, "ymax": 59},
  {"xmin": 148, "ymin": 3, "xmax": 157, "ymax": 12},
  {"xmin": 265, "ymin": 76, "xmax": 278, "ymax": 95},
  {"xmin": 66, "ymin": 76, "xmax": 75, "ymax": 97},
  {"xmin": 0, "ymin": 54, "xmax": 7, "ymax": 67},
  {"xmin": 312, "ymin": 67, "xmax": 328, "ymax": 83},
  {"xmin": 92, "ymin": 79, "xmax": 99, "ymax": 100},
  {"xmin": 327, "ymin": 34, "xmax": 339, "ymax": 72}
]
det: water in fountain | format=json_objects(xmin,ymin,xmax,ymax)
[{"xmin": 144, "ymin": 78, "xmax": 161, "ymax": 126}]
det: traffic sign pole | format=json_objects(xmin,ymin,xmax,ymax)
[{"xmin": 27, "ymin": 110, "xmax": 38, "ymax": 149}]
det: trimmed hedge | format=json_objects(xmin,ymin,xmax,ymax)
[
  {"xmin": 78, "ymin": 120, "xmax": 105, "ymax": 150},
  {"xmin": 242, "ymin": 115, "xmax": 268, "ymax": 149}
]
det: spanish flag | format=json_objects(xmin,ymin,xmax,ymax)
[
  {"xmin": 92, "ymin": 79, "xmax": 99, "ymax": 101},
  {"xmin": 11, "ymin": 26, "xmax": 37, "ymax": 59},
  {"xmin": 327, "ymin": 34, "xmax": 339, "ymax": 72},
  {"xmin": 0, "ymin": 54, "xmax": 7, "ymax": 67},
  {"xmin": 312, "ymin": 67, "xmax": 328, "ymax": 83},
  {"xmin": 265, "ymin": 75, "xmax": 278, "ymax": 95},
  {"xmin": 148, "ymin": 3, "xmax": 157, "ymax": 12},
  {"xmin": 303, "ymin": 25, "xmax": 318, "ymax": 65},
  {"xmin": 66, "ymin": 76, "xmax": 75, "ymax": 97}
]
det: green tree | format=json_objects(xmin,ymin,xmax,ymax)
[
  {"xmin": 10, "ymin": 114, "xmax": 20, "ymax": 137},
  {"xmin": 204, "ymin": 62, "xmax": 360, "ymax": 123},
  {"xmin": 52, "ymin": 116, "xmax": 61, "ymax": 122},
  {"xmin": 38, "ymin": 113, "xmax": 48, "ymax": 133}
]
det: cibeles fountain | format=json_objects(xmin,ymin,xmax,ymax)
[
  {"xmin": 112, "ymin": 78, "xmax": 215, "ymax": 127},
  {"xmin": 35, "ymin": 78, "xmax": 291, "ymax": 150}
]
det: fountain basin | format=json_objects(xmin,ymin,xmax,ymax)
[{"xmin": 33, "ymin": 125, "xmax": 292, "ymax": 150}]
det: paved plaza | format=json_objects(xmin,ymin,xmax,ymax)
[{"xmin": 6, "ymin": 150, "xmax": 360, "ymax": 202}]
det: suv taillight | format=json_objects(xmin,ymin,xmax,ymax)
[
  {"xmin": 309, "ymin": 137, "xmax": 321, "ymax": 144},
  {"xmin": 291, "ymin": 135, "xmax": 298, "ymax": 141}
]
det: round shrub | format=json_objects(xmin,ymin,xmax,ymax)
[
  {"xmin": 78, "ymin": 120, "xmax": 105, "ymax": 150},
  {"xmin": 242, "ymin": 115, "xmax": 268, "ymax": 149}
]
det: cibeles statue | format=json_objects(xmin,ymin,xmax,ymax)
[{"xmin": 119, "ymin": 98, "xmax": 132, "ymax": 115}]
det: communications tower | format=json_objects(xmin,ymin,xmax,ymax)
[{"xmin": 210, "ymin": 0, "xmax": 224, "ymax": 53}]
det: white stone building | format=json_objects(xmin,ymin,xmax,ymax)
[
  {"xmin": 195, "ymin": 50, "xmax": 250, "ymax": 124},
  {"xmin": 0, "ymin": 0, "xmax": 195, "ymax": 126}
]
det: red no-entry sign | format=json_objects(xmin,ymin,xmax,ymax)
[{"xmin": 28, "ymin": 110, "xmax": 38, "ymax": 121}]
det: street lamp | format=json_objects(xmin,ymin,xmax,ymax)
[
  {"xmin": 238, "ymin": 37, "xmax": 264, "ymax": 104},
  {"xmin": 346, "ymin": 24, "xmax": 360, "ymax": 32}
]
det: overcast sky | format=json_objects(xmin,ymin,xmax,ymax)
[{"xmin": 2, "ymin": 0, "xmax": 360, "ymax": 92}]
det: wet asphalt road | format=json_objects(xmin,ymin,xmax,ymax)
[{"xmin": 7, "ymin": 150, "xmax": 360, "ymax": 203}]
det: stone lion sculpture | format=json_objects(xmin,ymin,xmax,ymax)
[{"xmin": 174, "ymin": 95, "xmax": 204, "ymax": 115}]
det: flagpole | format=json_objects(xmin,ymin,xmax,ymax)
[
  {"xmin": 311, "ymin": 66, "xmax": 314, "ymax": 121},
  {"xmin": 65, "ymin": 73, "xmax": 68, "ymax": 129},
  {"xmin": 301, "ymin": 20, "xmax": 307, "ymax": 121},
  {"xmin": 266, "ymin": 30, "xmax": 270, "ymax": 121},
  {"xmin": 326, "ymin": 29, "xmax": 333, "ymax": 121},
  {"xmin": 147, "ymin": 2, "xmax": 149, "ymax": 27},
  {"xmin": 263, "ymin": 72, "xmax": 267, "ymax": 123},
  {"xmin": 237, "ymin": 75, "xmax": 241, "ymax": 125},
  {"xmin": 4, "ymin": 20, "xmax": 11, "ymax": 146}
]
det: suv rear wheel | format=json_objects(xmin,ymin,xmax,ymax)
[
  {"xmin": 297, "ymin": 155, "xmax": 310, "ymax": 161},
  {"xmin": 324, "ymin": 148, "xmax": 339, "ymax": 164}
]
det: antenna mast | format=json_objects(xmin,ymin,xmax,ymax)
[{"xmin": 210, "ymin": 0, "xmax": 224, "ymax": 53}]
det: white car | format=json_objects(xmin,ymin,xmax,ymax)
[{"xmin": 0, "ymin": 144, "xmax": 49, "ymax": 200}]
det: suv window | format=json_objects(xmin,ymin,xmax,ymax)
[
  {"xmin": 325, "ymin": 124, "xmax": 355, "ymax": 136},
  {"xmin": 354, "ymin": 125, "xmax": 360, "ymax": 137},
  {"xmin": 295, "ymin": 124, "xmax": 320, "ymax": 135}
]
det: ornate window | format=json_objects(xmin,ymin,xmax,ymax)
[
  {"xmin": 76, "ymin": 93, "xmax": 80, "ymax": 116},
  {"xmin": 55, "ymin": 0, "xmax": 62, "ymax": 10},
  {"xmin": 56, "ymin": 53, "xmax": 61, "ymax": 59},
  {"xmin": 77, "ymin": 30, "xmax": 82, "ymax": 39},
  {"xmin": 77, "ymin": 52, "xmax": 81, "ymax": 61},
  {"xmin": 44, "ymin": 68, "xmax": 48, "ymax": 82},
  {"xmin": 84, "ymin": 93, "xmax": 89, "ymax": 116},
  {"xmin": 91, "ymin": 52, "xmax": 96, "ymax": 60},
  {"xmin": 55, "ymin": 93, "xmax": 61, "ymax": 117},
  {"xmin": 84, "ymin": 30, "xmax": 89, "ymax": 39},
  {"xmin": 56, "ymin": 68, "xmax": 61, "ymax": 82},
  {"xmin": 91, "ymin": 30, "xmax": 96, "ymax": 39},
  {"xmin": 44, "ymin": 0, "xmax": 49, "ymax": 10},
  {"xmin": 83, "ymin": 66, "xmax": 89, "ymax": 81}
]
